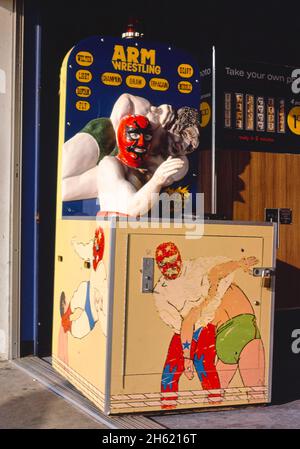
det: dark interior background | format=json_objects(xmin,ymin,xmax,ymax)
[{"xmin": 22, "ymin": 0, "xmax": 300, "ymax": 361}]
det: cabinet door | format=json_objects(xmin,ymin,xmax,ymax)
[{"xmin": 112, "ymin": 224, "xmax": 274, "ymax": 413}]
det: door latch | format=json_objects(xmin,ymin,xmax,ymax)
[
  {"xmin": 142, "ymin": 258, "xmax": 154, "ymax": 293},
  {"xmin": 252, "ymin": 267, "xmax": 276, "ymax": 278}
]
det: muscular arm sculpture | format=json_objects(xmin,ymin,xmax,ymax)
[
  {"xmin": 62, "ymin": 93, "xmax": 175, "ymax": 202},
  {"xmin": 110, "ymin": 93, "xmax": 175, "ymax": 132},
  {"xmin": 97, "ymin": 156, "xmax": 185, "ymax": 217}
]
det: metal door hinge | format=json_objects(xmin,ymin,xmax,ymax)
[
  {"xmin": 265, "ymin": 208, "xmax": 292, "ymax": 225},
  {"xmin": 265, "ymin": 208, "xmax": 292, "ymax": 249}
]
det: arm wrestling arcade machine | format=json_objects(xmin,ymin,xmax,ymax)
[{"xmin": 52, "ymin": 30, "xmax": 276, "ymax": 414}]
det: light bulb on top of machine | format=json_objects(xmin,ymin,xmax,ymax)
[{"xmin": 122, "ymin": 18, "xmax": 144, "ymax": 39}]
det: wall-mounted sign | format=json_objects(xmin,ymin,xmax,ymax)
[{"xmin": 217, "ymin": 60, "xmax": 300, "ymax": 152}]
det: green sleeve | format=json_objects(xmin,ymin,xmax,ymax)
[{"xmin": 80, "ymin": 118, "xmax": 117, "ymax": 164}]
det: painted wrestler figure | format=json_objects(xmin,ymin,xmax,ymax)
[
  {"xmin": 61, "ymin": 93, "xmax": 200, "ymax": 218},
  {"xmin": 153, "ymin": 242, "xmax": 263, "ymax": 407},
  {"xmin": 58, "ymin": 226, "xmax": 107, "ymax": 362}
]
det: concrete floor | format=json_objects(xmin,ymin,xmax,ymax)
[
  {"xmin": 0, "ymin": 361, "xmax": 107, "ymax": 429},
  {"xmin": 153, "ymin": 401, "xmax": 300, "ymax": 429},
  {"xmin": 1, "ymin": 360, "xmax": 300, "ymax": 429}
]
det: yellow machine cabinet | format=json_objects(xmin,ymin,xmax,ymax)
[{"xmin": 52, "ymin": 219, "xmax": 276, "ymax": 415}]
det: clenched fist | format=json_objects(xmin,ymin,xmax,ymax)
[{"xmin": 152, "ymin": 156, "xmax": 185, "ymax": 187}]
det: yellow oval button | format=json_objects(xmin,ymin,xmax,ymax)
[
  {"xmin": 178, "ymin": 64, "xmax": 194, "ymax": 78},
  {"xmin": 76, "ymin": 70, "xmax": 92, "ymax": 83},
  {"xmin": 287, "ymin": 106, "xmax": 300, "ymax": 135},
  {"xmin": 200, "ymin": 101, "xmax": 211, "ymax": 128},
  {"xmin": 101, "ymin": 72, "xmax": 122, "ymax": 86},
  {"xmin": 76, "ymin": 86, "xmax": 92, "ymax": 98},
  {"xmin": 126, "ymin": 75, "xmax": 146, "ymax": 89},
  {"xmin": 149, "ymin": 78, "xmax": 169, "ymax": 91},
  {"xmin": 76, "ymin": 51, "xmax": 94, "ymax": 67},
  {"xmin": 76, "ymin": 101, "xmax": 91, "ymax": 111},
  {"xmin": 178, "ymin": 81, "xmax": 193, "ymax": 94}
]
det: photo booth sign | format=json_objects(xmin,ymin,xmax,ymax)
[
  {"xmin": 196, "ymin": 55, "xmax": 300, "ymax": 153},
  {"xmin": 218, "ymin": 61, "xmax": 300, "ymax": 152}
]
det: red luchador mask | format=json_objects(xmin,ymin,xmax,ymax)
[
  {"xmin": 93, "ymin": 226, "xmax": 105, "ymax": 271},
  {"xmin": 116, "ymin": 115, "xmax": 153, "ymax": 169},
  {"xmin": 155, "ymin": 242, "xmax": 182, "ymax": 280}
]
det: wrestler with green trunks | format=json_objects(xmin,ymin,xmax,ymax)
[
  {"xmin": 216, "ymin": 313, "xmax": 261, "ymax": 365},
  {"xmin": 182, "ymin": 257, "xmax": 265, "ymax": 393}
]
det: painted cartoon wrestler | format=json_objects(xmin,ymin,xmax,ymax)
[
  {"xmin": 58, "ymin": 226, "xmax": 108, "ymax": 365},
  {"xmin": 61, "ymin": 94, "xmax": 200, "ymax": 218},
  {"xmin": 153, "ymin": 242, "xmax": 264, "ymax": 408}
]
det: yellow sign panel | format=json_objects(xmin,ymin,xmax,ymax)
[
  {"xmin": 101, "ymin": 72, "xmax": 122, "ymax": 86},
  {"xmin": 76, "ymin": 70, "xmax": 92, "ymax": 83},
  {"xmin": 178, "ymin": 64, "xmax": 194, "ymax": 78},
  {"xmin": 200, "ymin": 101, "xmax": 211, "ymax": 128},
  {"xmin": 76, "ymin": 100, "xmax": 91, "ymax": 111},
  {"xmin": 149, "ymin": 78, "xmax": 169, "ymax": 91},
  {"xmin": 126, "ymin": 75, "xmax": 146, "ymax": 89},
  {"xmin": 76, "ymin": 86, "xmax": 91, "ymax": 98},
  {"xmin": 178, "ymin": 81, "xmax": 193, "ymax": 94},
  {"xmin": 287, "ymin": 106, "xmax": 300, "ymax": 135},
  {"xmin": 76, "ymin": 51, "xmax": 94, "ymax": 67}
]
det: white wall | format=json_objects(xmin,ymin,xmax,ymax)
[{"xmin": 0, "ymin": 0, "xmax": 17, "ymax": 360}]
